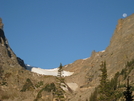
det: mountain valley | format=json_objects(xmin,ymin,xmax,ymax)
[{"xmin": 0, "ymin": 14, "xmax": 134, "ymax": 101}]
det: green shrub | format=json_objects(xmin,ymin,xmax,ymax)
[
  {"xmin": 44, "ymin": 83, "xmax": 56, "ymax": 92},
  {"xmin": 1, "ymin": 81, "xmax": 8, "ymax": 86},
  {"xmin": 20, "ymin": 78, "xmax": 35, "ymax": 92},
  {"xmin": 35, "ymin": 81, "xmax": 43, "ymax": 88},
  {"xmin": 35, "ymin": 83, "xmax": 56, "ymax": 100},
  {"xmin": 1, "ymin": 95, "xmax": 9, "ymax": 99}
]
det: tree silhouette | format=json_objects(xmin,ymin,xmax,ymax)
[
  {"xmin": 55, "ymin": 63, "xmax": 65, "ymax": 101},
  {"xmin": 123, "ymin": 77, "xmax": 134, "ymax": 101},
  {"xmin": 98, "ymin": 61, "xmax": 112, "ymax": 101}
]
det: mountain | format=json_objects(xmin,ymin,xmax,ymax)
[
  {"xmin": 0, "ymin": 14, "xmax": 134, "ymax": 101},
  {"xmin": 63, "ymin": 13, "xmax": 134, "ymax": 101},
  {"xmin": 0, "ymin": 18, "xmax": 26, "ymax": 70},
  {"xmin": 0, "ymin": 18, "xmax": 55, "ymax": 101}
]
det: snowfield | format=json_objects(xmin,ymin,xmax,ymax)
[
  {"xmin": 26, "ymin": 64, "xmax": 74, "ymax": 76},
  {"xmin": 101, "ymin": 50, "xmax": 105, "ymax": 52}
]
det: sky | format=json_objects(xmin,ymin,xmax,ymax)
[{"xmin": 1, "ymin": 0, "xmax": 134, "ymax": 69}]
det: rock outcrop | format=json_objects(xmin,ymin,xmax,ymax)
[
  {"xmin": 0, "ymin": 18, "xmax": 3, "ymax": 30},
  {"xmin": 0, "ymin": 18, "xmax": 26, "ymax": 69}
]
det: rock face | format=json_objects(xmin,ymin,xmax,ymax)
[
  {"xmin": 0, "ymin": 18, "xmax": 57, "ymax": 101},
  {"xmin": 0, "ymin": 14, "xmax": 134, "ymax": 101},
  {"xmin": 0, "ymin": 18, "xmax": 26, "ymax": 69},
  {"xmin": 0, "ymin": 18, "xmax": 3, "ymax": 30},
  {"xmin": 0, "ymin": 18, "xmax": 5, "ymax": 44},
  {"xmin": 63, "ymin": 14, "xmax": 134, "ymax": 100}
]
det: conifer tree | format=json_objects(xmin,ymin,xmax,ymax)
[
  {"xmin": 98, "ymin": 61, "xmax": 111, "ymax": 101},
  {"xmin": 90, "ymin": 87, "xmax": 98, "ymax": 101},
  {"xmin": 55, "ymin": 63, "xmax": 65, "ymax": 101},
  {"xmin": 123, "ymin": 77, "xmax": 134, "ymax": 101},
  {"xmin": 58, "ymin": 63, "xmax": 63, "ymax": 78}
]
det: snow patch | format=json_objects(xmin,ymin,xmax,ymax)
[
  {"xmin": 101, "ymin": 50, "xmax": 105, "ymax": 52},
  {"xmin": 26, "ymin": 64, "xmax": 73, "ymax": 77},
  {"xmin": 83, "ymin": 57, "xmax": 89, "ymax": 60},
  {"xmin": 64, "ymin": 63, "xmax": 72, "ymax": 68},
  {"xmin": 64, "ymin": 65, "xmax": 68, "ymax": 68}
]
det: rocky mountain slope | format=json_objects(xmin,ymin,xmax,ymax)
[
  {"xmin": 0, "ymin": 18, "xmax": 57, "ymax": 101},
  {"xmin": 0, "ymin": 14, "xmax": 134, "ymax": 101},
  {"xmin": 63, "ymin": 13, "xmax": 134, "ymax": 101}
]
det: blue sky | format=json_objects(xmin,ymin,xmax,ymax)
[{"xmin": 1, "ymin": 0, "xmax": 134, "ymax": 69}]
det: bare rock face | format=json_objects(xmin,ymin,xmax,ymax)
[
  {"xmin": 0, "ymin": 18, "xmax": 57, "ymax": 101},
  {"xmin": 0, "ymin": 18, "xmax": 26, "ymax": 69},
  {"xmin": 64, "ymin": 13, "xmax": 134, "ymax": 101},
  {"xmin": 0, "ymin": 18, "xmax": 6, "ymax": 44},
  {"xmin": 0, "ymin": 18, "xmax": 4, "ymax": 30}
]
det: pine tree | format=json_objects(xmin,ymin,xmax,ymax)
[
  {"xmin": 57, "ymin": 63, "xmax": 63, "ymax": 78},
  {"xmin": 123, "ymin": 77, "xmax": 134, "ymax": 101},
  {"xmin": 90, "ymin": 87, "xmax": 98, "ymax": 101},
  {"xmin": 55, "ymin": 63, "xmax": 65, "ymax": 101},
  {"xmin": 98, "ymin": 61, "xmax": 111, "ymax": 101}
]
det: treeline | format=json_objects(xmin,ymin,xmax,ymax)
[{"xmin": 89, "ymin": 59, "xmax": 134, "ymax": 101}]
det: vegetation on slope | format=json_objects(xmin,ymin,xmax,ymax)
[{"xmin": 89, "ymin": 59, "xmax": 134, "ymax": 101}]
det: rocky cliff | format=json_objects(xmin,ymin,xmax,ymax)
[
  {"xmin": 0, "ymin": 18, "xmax": 26, "ymax": 69},
  {"xmin": 0, "ymin": 18, "xmax": 56, "ymax": 101},
  {"xmin": 63, "ymin": 13, "xmax": 134, "ymax": 101},
  {"xmin": 65, "ymin": 13, "xmax": 134, "ymax": 79},
  {"xmin": 0, "ymin": 14, "xmax": 134, "ymax": 101}
]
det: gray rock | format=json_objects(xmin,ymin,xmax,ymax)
[{"xmin": 0, "ymin": 18, "xmax": 4, "ymax": 30}]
